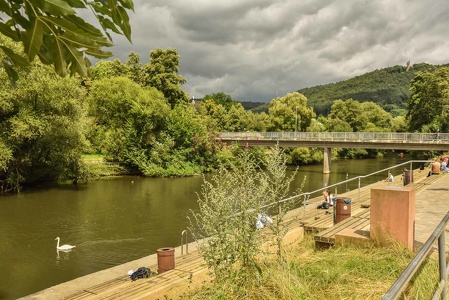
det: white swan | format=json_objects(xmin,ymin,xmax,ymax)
[{"xmin": 55, "ymin": 237, "xmax": 76, "ymax": 250}]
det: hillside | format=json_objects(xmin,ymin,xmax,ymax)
[
  {"xmin": 299, "ymin": 62, "xmax": 448, "ymax": 116},
  {"xmin": 248, "ymin": 62, "xmax": 448, "ymax": 116}
]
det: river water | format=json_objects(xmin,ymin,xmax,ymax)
[{"xmin": 0, "ymin": 156, "xmax": 410, "ymax": 300}]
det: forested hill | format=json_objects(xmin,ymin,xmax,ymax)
[{"xmin": 299, "ymin": 62, "xmax": 448, "ymax": 116}]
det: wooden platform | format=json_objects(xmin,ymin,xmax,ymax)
[
  {"xmin": 313, "ymin": 170, "xmax": 444, "ymax": 248},
  {"xmin": 65, "ymin": 251, "xmax": 206, "ymax": 300}
]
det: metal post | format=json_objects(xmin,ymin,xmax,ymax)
[
  {"xmin": 438, "ymin": 233, "xmax": 447, "ymax": 299},
  {"xmin": 358, "ymin": 177, "xmax": 361, "ymax": 202},
  {"xmin": 346, "ymin": 173, "xmax": 349, "ymax": 192},
  {"xmin": 295, "ymin": 106, "xmax": 299, "ymax": 133},
  {"xmin": 181, "ymin": 230, "xmax": 188, "ymax": 255}
]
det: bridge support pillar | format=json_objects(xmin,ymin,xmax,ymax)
[{"xmin": 323, "ymin": 147, "xmax": 331, "ymax": 174}]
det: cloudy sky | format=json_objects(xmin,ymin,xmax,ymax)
[{"xmin": 108, "ymin": 0, "xmax": 449, "ymax": 102}]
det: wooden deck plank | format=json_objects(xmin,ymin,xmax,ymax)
[{"xmin": 65, "ymin": 252, "xmax": 204, "ymax": 300}]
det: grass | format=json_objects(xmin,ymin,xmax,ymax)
[
  {"xmin": 80, "ymin": 155, "xmax": 131, "ymax": 177},
  {"xmin": 178, "ymin": 235, "xmax": 440, "ymax": 300}
]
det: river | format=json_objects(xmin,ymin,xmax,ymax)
[{"xmin": 0, "ymin": 155, "xmax": 410, "ymax": 300}]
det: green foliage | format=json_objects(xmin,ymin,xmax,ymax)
[
  {"xmin": 190, "ymin": 148, "xmax": 297, "ymax": 282},
  {"xmin": 328, "ymin": 99, "xmax": 392, "ymax": 132},
  {"xmin": 407, "ymin": 67, "xmax": 449, "ymax": 132},
  {"xmin": 141, "ymin": 48, "xmax": 189, "ymax": 106},
  {"xmin": 300, "ymin": 63, "xmax": 448, "ymax": 116},
  {"xmin": 268, "ymin": 92, "xmax": 315, "ymax": 132},
  {"xmin": 190, "ymin": 151, "xmax": 269, "ymax": 281},
  {"xmin": 203, "ymin": 92, "xmax": 238, "ymax": 110},
  {"xmin": 263, "ymin": 144, "xmax": 303, "ymax": 261},
  {"xmin": 290, "ymin": 147, "xmax": 324, "ymax": 165},
  {"xmin": 0, "ymin": 63, "xmax": 89, "ymax": 191},
  {"xmin": 87, "ymin": 76, "xmax": 170, "ymax": 167},
  {"xmin": 187, "ymin": 235, "xmax": 438, "ymax": 300},
  {"xmin": 0, "ymin": 0, "xmax": 133, "ymax": 82}
]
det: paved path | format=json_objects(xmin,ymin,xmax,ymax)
[
  {"xmin": 24, "ymin": 172, "xmax": 449, "ymax": 299},
  {"xmin": 414, "ymin": 173, "xmax": 449, "ymax": 246}
]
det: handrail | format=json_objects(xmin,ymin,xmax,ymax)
[
  {"xmin": 220, "ymin": 131, "xmax": 449, "ymax": 142},
  {"xmin": 258, "ymin": 160, "xmax": 433, "ymax": 217},
  {"xmin": 181, "ymin": 230, "xmax": 188, "ymax": 255},
  {"xmin": 382, "ymin": 211, "xmax": 449, "ymax": 299}
]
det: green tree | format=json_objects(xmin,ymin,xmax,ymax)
[
  {"xmin": 0, "ymin": 63, "xmax": 89, "ymax": 191},
  {"xmin": 328, "ymin": 99, "xmax": 392, "ymax": 132},
  {"xmin": 203, "ymin": 92, "xmax": 237, "ymax": 110},
  {"xmin": 141, "ymin": 48, "xmax": 189, "ymax": 106},
  {"xmin": 0, "ymin": 0, "xmax": 133, "ymax": 81},
  {"xmin": 87, "ymin": 77, "xmax": 169, "ymax": 168},
  {"xmin": 268, "ymin": 92, "xmax": 315, "ymax": 131},
  {"xmin": 90, "ymin": 59, "xmax": 131, "ymax": 80},
  {"xmin": 407, "ymin": 67, "xmax": 449, "ymax": 132}
]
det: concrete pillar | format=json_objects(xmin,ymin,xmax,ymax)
[
  {"xmin": 370, "ymin": 186, "xmax": 415, "ymax": 250},
  {"xmin": 323, "ymin": 147, "xmax": 331, "ymax": 174}
]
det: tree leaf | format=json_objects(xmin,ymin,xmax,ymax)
[
  {"xmin": 63, "ymin": 44, "xmax": 87, "ymax": 76},
  {"xmin": 0, "ymin": 0, "xmax": 11, "ymax": 14},
  {"xmin": 50, "ymin": 37, "xmax": 68, "ymax": 77},
  {"xmin": 118, "ymin": 0, "xmax": 134, "ymax": 11},
  {"xmin": 84, "ymin": 48, "xmax": 112, "ymax": 59},
  {"xmin": 2, "ymin": 59, "xmax": 19, "ymax": 84},
  {"xmin": 113, "ymin": 5, "xmax": 131, "ymax": 42},
  {"xmin": 98, "ymin": 16, "xmax": 121, "ymax": 35},
  {"xmin": 65, "ymin": 15, "xmax": 104, "ymax": 37},
  {"xmin": 0, "ymin": 46, "xmax": 30, "ymax": 67},
  {"xmin": 66, "ymin": 0, "xmax": 86, "ymax": 9},
  {"xmin": 43, "ymin": 0, "xmax": 76, "ymax": 16},
  {"xmin": 0, "ymin": 23, "xmax": 20, "ymax": 41},
  {"xmin": 23, "ymin": 17, "xmax": 45, "ymax": 61},
  {"xmin": 58, "ymin": 32, "xmax": 100, "ymax": 49}
]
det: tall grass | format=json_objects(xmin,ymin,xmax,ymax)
[{"xmin": 182, "ymin": 235, "xmax": 440, "ymax": 299}]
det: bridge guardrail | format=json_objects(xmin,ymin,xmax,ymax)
[{"xmin": 220, "ymin": 132, "xmax": 449, "ymax": 142}]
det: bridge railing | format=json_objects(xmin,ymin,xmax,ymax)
[
  {"xmin": 220, "ymin": 132, "xmax": 449, "ymax": 142},
  {"xmin": 259, "ymin": 160, "xmax": 433, "ymax": 218}
]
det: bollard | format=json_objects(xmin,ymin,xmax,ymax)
[{"xmin": 157, "ymin": 247, "xmax": 175, "ymax": 274}]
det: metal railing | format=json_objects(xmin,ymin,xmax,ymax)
[
  {"xmin": 181, "ymin": 230, "xmax": 189, "ymax": 255},
  {"xmin": 220, "ymin": 132, "xmax": 449, "ymax": 142},
  {"xmin": 258, "ymin": 160, "xmax": 433, "ymax": 218},
  {"xmin": 382, "ymin": 211, "xmax": 449, "ymax": 300}
]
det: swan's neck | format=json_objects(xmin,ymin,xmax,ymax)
[{"xmin": 56, "ymin": 238, "xmax": 60, "ymax": 248}]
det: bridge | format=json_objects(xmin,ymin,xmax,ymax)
[{"xmin": 219, "ymin": 132, "xmax": 449, "ymax": 173}]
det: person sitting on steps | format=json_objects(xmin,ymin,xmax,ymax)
[
  {"xmin": 385, "ymin": 172, "xmax": 394, "ymax": 182},
  {"xmin": 317, "ymin": 190, "xmax": 331, "ymax": 211}
]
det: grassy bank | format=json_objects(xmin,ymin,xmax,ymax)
[
  {"xmin": 82, "ymin": 155, "xmax": 131, "ymax": 178},
  {"xmin": 180, "ymin": 235, "xmax": 439, "ymax": 299}
]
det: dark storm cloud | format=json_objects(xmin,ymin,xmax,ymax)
[{"xmin": 108, "ymin": 0, "xmax": 449, "ymax": 102}]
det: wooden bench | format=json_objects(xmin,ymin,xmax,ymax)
[{"xmin": 314, "ymin": 210, "xmax": 371, "ymax": 248}]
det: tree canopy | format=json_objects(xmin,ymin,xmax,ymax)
[
  {"xmin": 407, "ymin": 67, "xmax": 449, "ymax": 132},
  {"xmin": 0, "ymin": 0, "xmax": 134, "ymax": 82}
]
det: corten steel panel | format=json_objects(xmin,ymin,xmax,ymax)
[{"xmin": 370, "ymin": 186, "xmax": 415, "ymax": 250}]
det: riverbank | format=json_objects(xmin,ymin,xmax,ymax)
[{"xmin": 25, "ymin": 170, "xmax": 449, "ymax": 299}]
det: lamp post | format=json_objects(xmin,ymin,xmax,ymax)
[{"xmin": 295, "ymin": 106, "xmax": 299, "ymax": 133}]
